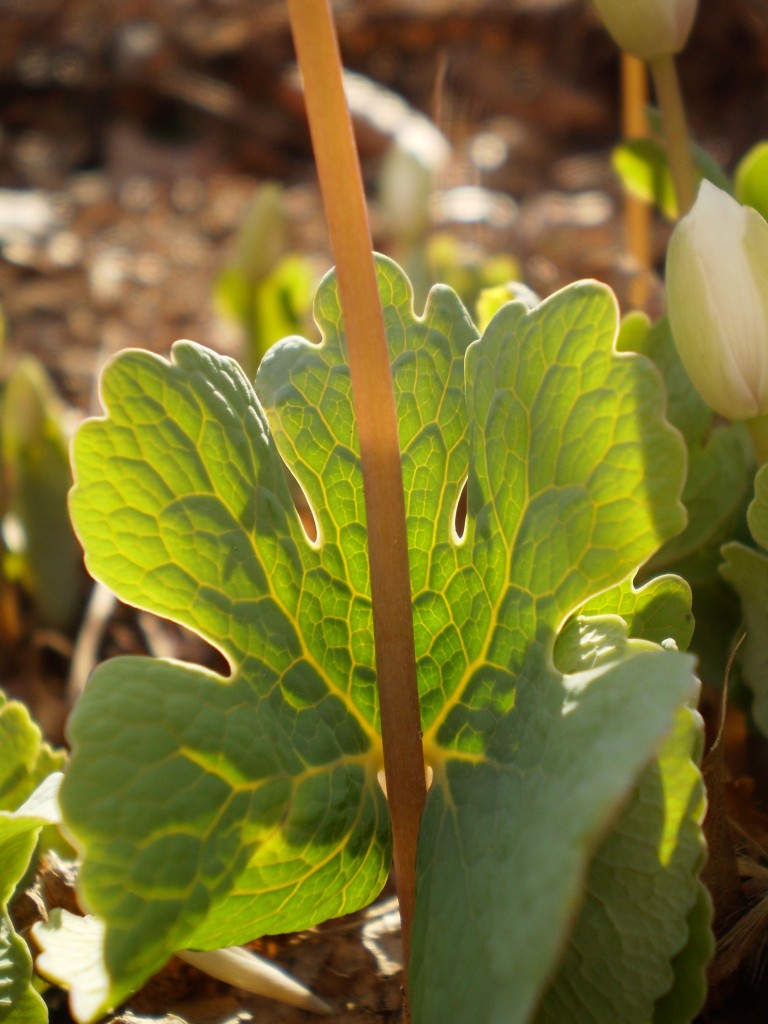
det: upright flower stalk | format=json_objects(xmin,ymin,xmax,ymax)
[
  {"xmin": 592, "ymin": 0, "xmax": 699, "ymax": 215},
  {"xmin": 621, "ymin": 53, "xmax": 651, "ymax": 307},
  {"xmin": 286, "ymin": 0, "xmax": 425, "ymax": 1010},
  {"xmin": 648, "ymin": 54, "xmax": 697, "ymax": 215}
]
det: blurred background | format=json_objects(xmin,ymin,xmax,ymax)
[{"xmin": 1, "ymin": 0, "xmax": 766, "ymax": 399}]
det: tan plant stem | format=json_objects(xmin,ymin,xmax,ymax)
[
  {"xmin": 649, "ymin": 53, "xmax": 697, "ymax": 216},
  {"xmin": 286, "ymin": 0, "xmax": 426, "ymax": 1001},
  {"xmin": 621, "ymin": 53, "xmax": 651, "ymax": 309}
]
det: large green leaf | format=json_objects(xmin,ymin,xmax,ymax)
[{"xmin": 63, "ymin": 259, "xmax": 702, "ymax": 1022}]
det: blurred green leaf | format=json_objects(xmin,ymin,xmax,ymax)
[
  {"xmin": 215, "ymin": 256, "xmax": 315, "ymax": 376},
  {"xmin": 0, "ymin": 691, "xmax": 66, "ymax": 812},
  {"xmin": 428, "ymin": 234, "xmax": 519, "ymax": 313},
  {"xmin": 721, "ymin": 463, "xmax": 768, "ymax": 735},
  {"xmin": 0, "ymin": 700, "xmax": 66, "ymax": 1024},
  {"xmin": 735, "ymin": 141, "xmax": 768, "ymax": 221},
  {"xmin": 612, "ymin": 110, "xmax": 731, "ymax": 220},
  {"xmin": 2, "ymin": 357, "xmax": 84, "ymax": 631},
  {"xmin": 612, "ymin": 139, "xmax": 679, "ymax": 219},
  {"xmin": 619, "ymin": 317, "xmax": 753, "ymax": 587}
]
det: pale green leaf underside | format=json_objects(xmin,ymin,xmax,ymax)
[
  {"xmin": 550, "ymin": 606, "xmax": 708, "ymax": 1023},
  {"xmin": 63, "ymin": 259, "xmax": 701, "ymax": 1022},
  {"xmin": 535, "ymin": 705, "xmax": 708, "ymax": 1024}
]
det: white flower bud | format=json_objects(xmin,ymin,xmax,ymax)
[
  {"xmin": 666, "ymin": 180, "xmax": 768, "ymax": 421},
  {"xmin": 591, "ymin": 0, "xmax": 698, "ymax": 61}
]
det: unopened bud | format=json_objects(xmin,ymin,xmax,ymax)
[
  {"xmin": 666, "ymin": 180, "xmax": 768, "ymax": 421},
  {"xmin": 591, "ymin": 0, "xmax": 698, "ymax": 61}
]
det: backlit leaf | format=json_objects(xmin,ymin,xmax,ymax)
[{"xmin": 63, "ymin": 260, "xmax": 703, "ymax": 1023}]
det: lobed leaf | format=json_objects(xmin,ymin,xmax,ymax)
[{"xmin": 63, "ymin": 260, "xmax": 704, "ymax": 1023}]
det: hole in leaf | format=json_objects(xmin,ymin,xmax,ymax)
[
  {"xmin": 453, "ymin": 478, "xmax": 468, "ymax": 540},
  {"xmin": 133, "ymin": 609, "xmax": 231, "ymax": 677},
  {"xmin": 283, "ymin": 464, "xmax": 317, "ymax": 543}
]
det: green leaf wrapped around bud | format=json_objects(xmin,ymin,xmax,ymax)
[
  {"xmin": 666, "ymin": 180, "xmax": 768, "ymax": 421},
  {"xmin": 591, "ymin": 0, "xmax": 698, "ymax": 61}
]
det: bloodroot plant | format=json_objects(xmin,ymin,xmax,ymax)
[{"xmin": 19, "ymin": 0, "xmax": 768, "ymax": 1021}]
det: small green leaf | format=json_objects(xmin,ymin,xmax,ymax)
[
  {"xmin": 747, "ymin": 462, "xmax": 768, "ymax": 549},
  {"xmin": 735, "ymin": 141, "xmax": 768, "ymax": 221},
  {"xmin": 475, "ymin": 283, "xmax": 539, "ymax": 334},
  {"xmin": 566, "ymin": 573, "xmax": 694, "ymax": 652},
  {"xmin": 616, "ymin": 309, "xmax": 651, "ymax": 353},
  {"xmin": 0, "ymin": 770, "xmax": 64, "ymax": 1024},
  {"xmin": 612, "ymin": 139, "xmax": 679, "ymax": 218},
  {"xmin": 612, "ymin": 119, "xmax": 730, "ymax": 221},
  {"xmin": 0, "ymin": 691, "xmax": 66, "ymax": 812}
]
